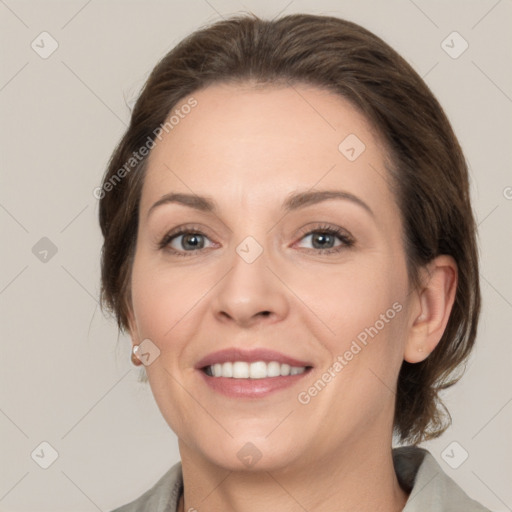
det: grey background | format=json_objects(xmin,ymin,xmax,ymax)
[{"xmin": 1, "ymin": 0, "xmax": 511, "ymax": 510}]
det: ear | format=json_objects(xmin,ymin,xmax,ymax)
[
  {"xmin": 125, "ymin": 306, "xmax": 140, "ymax": 349},
  {"xmin": 404, "ymin": 255, "xmax": 458, "ymax": 363}
]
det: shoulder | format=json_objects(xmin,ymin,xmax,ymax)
[
  {"xmin": 393, "ymin": 446, "xmax": 492, "ymax": 512},
  {"xmin": 109, "ymin": 461, "xmax": 183, "ymax": 512}
]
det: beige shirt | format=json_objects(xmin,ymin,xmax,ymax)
[{"xmin": 111, "ymin": 446, "xmax": 491, "ymax": 511}]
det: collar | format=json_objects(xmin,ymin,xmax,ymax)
[{"xmin": 112, "ymin": 446, "xmax": 490, "ymax": 511}]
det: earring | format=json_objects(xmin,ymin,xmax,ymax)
[
  {"xmin": 131, "ymin": 345, "xmax": 142, "ymax": 366},
  {"xmin": 417, "ymin": 346, "xmax": 424, "ymax": 353}
]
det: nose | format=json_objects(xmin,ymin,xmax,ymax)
[{"xmin": 211, "ymin": 243, "xmax": 290, "ymax": 329}]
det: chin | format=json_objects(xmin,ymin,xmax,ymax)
[{"xmin": 194, "ymin": 434, "xmax": 305, "ymax": 472}]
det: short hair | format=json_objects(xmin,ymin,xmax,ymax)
[{"xmin": 98, "ymin": 13, "xmax": 480, "ymax": 444}]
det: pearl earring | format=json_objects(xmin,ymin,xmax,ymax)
[{"xmin": 131, "ymin": 344, "xmax": 142, "ymax": 366}]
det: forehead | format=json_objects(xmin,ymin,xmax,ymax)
[{"xmin": 141, "ymin": 82, "xmax": 394, "ymax": 216}]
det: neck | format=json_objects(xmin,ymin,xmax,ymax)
[{"xmin": 177, "ymin": 435, "xmax": 408, "ymax": 512}]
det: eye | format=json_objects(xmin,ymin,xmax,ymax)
[
  {"xmin": 159, "ymin": 226, "xmax": 215, "ymax": 256},
  {"xmin": 159, "ymin": 223, "xmax": 355, "ymax": 257},
  {"xmin": 295, "ymin": 224, "xmax": 355, "ymax": 254}
]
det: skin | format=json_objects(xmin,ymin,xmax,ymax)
[{"xmin": 127, "ymin": 82, "xmax": 457, "ymax": 512}]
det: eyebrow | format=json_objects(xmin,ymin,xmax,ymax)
[{"xmin": 146, "ymin": 189, "xmax": 374, "ymax": 219}]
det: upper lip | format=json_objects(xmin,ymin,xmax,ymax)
[{"xmin": 195, "ymin": 348, "xmax": 313, "ymax": 369}]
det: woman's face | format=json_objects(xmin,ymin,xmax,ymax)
[{"xmin": 128, "ymin": 83, "xmax": 416, "ymax": 471}]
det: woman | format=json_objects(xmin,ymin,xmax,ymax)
[{"xmin": 99, "ymin": 13, "xmax": 490, "ymax": 511}]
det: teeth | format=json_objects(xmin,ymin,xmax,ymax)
[
  {"xmin": 206, "ymin": 361, "xmax": 307, "ymax": 378},
  {"xmin": 233, "ymin": 361, "xmax": 249, "ymax": 378},
  {"xmin": 222, "ymin": 362, "xmax": 233, "ymax": 377}
]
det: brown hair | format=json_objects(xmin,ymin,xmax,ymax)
[{"xmin": 98, "ymin": 13, "xmax": 480, "ymax": 444}]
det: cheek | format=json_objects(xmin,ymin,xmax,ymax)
[
  {"xmin": 293, "ymin": 253, "xmax": 410, "ymax": 410},
  {"xmin": 294, "ymin": 254, "xmax": 407, "ymax": 344},
  {"xmin": 130, "ymin": 252, "xmax": 206, "ymax": 340},
  {"xmin": 129, "ymin": 254, "xmax": 209, "ymax": 433}
]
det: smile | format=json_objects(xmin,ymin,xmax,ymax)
[{"xmin": 204, "ymin": 361, "xmax": 308, "ymax": 378}]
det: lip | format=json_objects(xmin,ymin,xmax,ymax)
[
  {"xmin": 198, "ymin": 370, "xmax": 312, "ymax": 398},
  {"xmin": 195, "ymin": 348, "xmax": 313, "ymax": 369},
  {"xmin": 195, "ymin": 348, "xmax": 314, "ymax": 399}
]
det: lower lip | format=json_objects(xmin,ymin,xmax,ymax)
[{"xmin": 198, "ymin": 369, "xmax": 312, "ymax": 398}]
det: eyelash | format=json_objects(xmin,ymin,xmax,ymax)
[
  {"xmin": 158, "ymin": 223, "xmax": 355, "ymax": 257},
  {"xmin": 296, "ymin": 224, "xmax": 355, "ymax": 254},
  {"xmin": 158, "ymin": 225, "xmax": 213, "ymax": 256}
]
